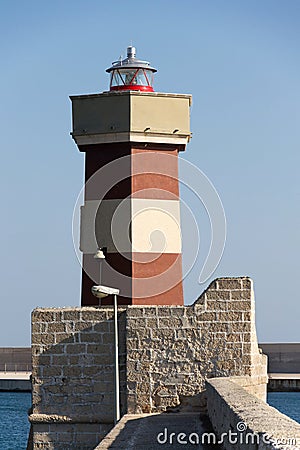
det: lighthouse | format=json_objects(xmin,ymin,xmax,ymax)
[{"xmin": 70, "ymin": 46, "xmax": 192, "ymax": 306}]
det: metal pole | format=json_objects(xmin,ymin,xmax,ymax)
[
  {"xmin": 98, "ymin": 261, "xmax": 102, "ymax": 307},
  {"xmin": 114, "ymin": 294, "xmax": 120, "ymax": 424}
]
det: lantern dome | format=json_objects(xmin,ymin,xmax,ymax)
[{"xmin": 106, "ymin": 46, "xmax": 157, "ymax": 92}]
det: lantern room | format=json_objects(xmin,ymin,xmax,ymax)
[{"xmin": 106, "ymin": 46, "xmax": 157, "ymax": 92}]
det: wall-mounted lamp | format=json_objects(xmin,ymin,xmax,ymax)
[{"xmin": 94, "ymin": 247, "xmax": 107, "ymax": 259}]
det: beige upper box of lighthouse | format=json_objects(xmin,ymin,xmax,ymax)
[{"xmin": 70, "ymin": 91, "xmax": 192, "ymax": 147}]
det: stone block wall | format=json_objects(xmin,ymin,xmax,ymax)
[
  {"xmin": 206, "ymin": 377, "xmax": 300, "ymax": 450},
  {"xmin": 126, "ymin": 277, "xmax": 267, "ymax": 413},
  {"xmin": 29, "ymin": 422, "xmax": 112, "ymax": 450},
  {"xmin": 29, "ymin": 277, "xmax": 267, "ymax": 449},
  {"xmin": 30, "ymin": 308, "xmax": 127, "ymax": 449}
]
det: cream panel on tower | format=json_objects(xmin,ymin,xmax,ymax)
[
  {"xmin": 130, "ymin": 94, "xmax": 191, "ymax": 136},
  {"xmin": 131, "ymin": 198, "xmax": 182, "ymax": 254}
]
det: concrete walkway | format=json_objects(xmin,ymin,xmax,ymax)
[{"xmin": 96, "ymin": 413, "xmax": 221, "ymax": 449}]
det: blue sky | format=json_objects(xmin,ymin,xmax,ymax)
[{"xmin": 0, "ymin": 1, "xmax": 299, "ymax": 345}]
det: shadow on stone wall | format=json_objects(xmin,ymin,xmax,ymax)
[{"xmin": 30, "ymin": 308, "xmax": 127, "ymax": 449}]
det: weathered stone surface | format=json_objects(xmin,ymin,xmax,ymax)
[
  {"xmin": 31, "ymin": 420, "xmax": 112, "ymax": 450},
  {"xmin": 47, "ymin": 322, "xmax": 66, "ymax": 333},
  {"xmin": 206, "ymin": 377, "xmax": 300, "ymax": 450},
  {"xmin": 31, "ymin": 277, "xmax": 267, "ymax": 449},
  {"xmin": 205, "ymin": 290, "xmax": 231, "ymax": 300},
  {"xmin": 231, "ymin": 289, "xmax": 252, "ymax": 300},
  {"xmin": 206, "ymin": 300, "xmax": 228, "ymax": 311},
  {"xmin": 217, "ymin": 278, "xmax": 243, "ymax": 290}
]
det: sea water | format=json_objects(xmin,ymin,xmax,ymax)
[
  {"xmin": 0, "ymin": 392, "xmax": 31, "ymax": 450},
  {"xmin": 268, "ymin": 392, "xmax": 300, "ymax": 423}
]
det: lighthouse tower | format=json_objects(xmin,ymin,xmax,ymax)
[{"xmin": 71, "ymin": 47, "xmax": 191, "ymax": 306}]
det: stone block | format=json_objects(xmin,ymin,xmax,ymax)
[
  {"xmin": 65, "ymin": 344, "xmax": 86, "ymax": 354},
  {"xmin": 94, "ymin": 322, "xmax": 112, "ymax": 333},
  {"xmin": 242, "ymin": 343, "xmax": 252, "ymax": 353},
  {"xmin": 184, "ymin": 305, "xmax": 197, "ymax": 317},
  {"xmin": 151, "ymin": 328, "xmax": 175, "ymax": 339},
  {"xmin": 32, "ymin": 334, "xmax": 55, "ymax": 346},
  {"xmin": 42, "ymin": 366, "xmax": 62, "ymax": 377},
  {"xmin": 216, "ymin": 359, "xmax": 236, "ymax": 371},
  {"xmin": 197, "ymin": 311, "xmax": 216, "ymax": 321},
  {"xmin": 206, "ymin": 300, "xmax": 228, "ymax": 311},
  {"xmin": 34, "ymin": 424, "xmax": 50, "ymax": 433},
  {"xmin": 158, "ymin": 317, "xmax": 181, "ymax": 328},
  {"xmin": 47, "ymin": 322, "xmax": 66, "ymax": 333},
  {"xmin": 93, "ymin": 381, "xmax": 114, "ymax": 393},
  {"xmin": 205, "ymin": 290, "xmax": 231, "ymax": 300},
  {"xmin": 93, "ymin": 354, "xmax": 114, "ymax": 365},
  {"xmin": 81, "ymin": 310, "xmax": 108, "ymax": 322},
  {"xmin": 32, "ymin": 310, "xmax": 56, "ymax": 323},
  {"xmin": 33, "ymin": 442, "xmax": 55, "ymax": 450},
  {"xmin": 33, "ymin": 432, "xmax": 52, "ymax": 444},
  {"xmin": 206, "ymin": 322, "xmax": 230, "ymax": 332},
  {"xmin": 242, "ymin": 311, "xmax": 252, "ymax": 322},
  {"xmin": 86, "ymin": 344, "xmax": 113, "ymax": 355},
  {"xmin": 169, "ymin": 307, "xmax": 185, "ymax": 318},
  {"xmin": 126, "ymin": 338, "xmax": 139, "ymax": 350},
  {"xmin": 142, "ymin": 307, "xmax": 158, "ymax": 317},
  {"xmin": 74, "ymin": 322, "xmax": 91, "ymax": 332},
  {"xmin": 83, "ymin": 366, "xmax": 104, "ymax": 377},
  {"xmin": 56, "ymin": 432, "xmax": 75, "ymax": 443},
  {"xmin": 78, "ymin": 354, "xmax": 95, "ymax": 365},
  {"xmin": 62, "ymin": 310, "xmax": 80, "ymax": 321},
  {"xmin": 231, "ymin": 289, "xmax": 252, "ymax": 300},
  {"xmin": 73, "ymin": 432, "xmax": 97, "ymax": 444},
  {"xmin": 216, "ymin": 279, "xmax": 242, "ymax": 290},
  {"xmin": 242, "ymin": 278, "xmax": 252, "ymax": 289},
  {"xmin": 230, "ymin": 322, "xmax": 251, "ymax": 333},
  {"xmin": 52, "ymin": 355, "xmax": 68, "ymax": 366},
  {"xmin": 126, "ymin": 308, "xmax": 144, "ymax": 317},
  {"xmin": 242, "ymin": 333, "xmax": 252, "ymax": 343},
  {"xmin": 45, "ymin": 344, "xmax": 65, "ymax": 355},
  {"xmin": 79, "ymin": 332, "xmax": 101, "ymax": 343},
  {"xmin": 126, "ymin": 327, "xmax": 152, "ymax": 340},
  {"xmin": 63, "ymin": 366, "xmax": 82, "ymax": 377},
  {"xmin": 55, "ymin": 333, "xmax": 72, "ymax": 344},
  {"xmin": 127, "ymin": 349, "xmax": 145, "ymax": 362},
  {"xmin": 226, "ymin": 333, "xmax": 243, "ymax": 343},
  {"xmin": 32, "ymin": 323, "xmax": 41, "ymax": 334},
  {"xmin": 145, "ymin": 318, "xmax": 158, "ymax": 328},
  {"xmin": 175, "ymin": 329, "xmax": 202, "ymax": 341},
  {"xmin": 230, "ymin": 300, "xmax": 252, "ymax": 311},
  {"xmin": 218, "ymin": 311, "xmax": 243, "ymax": 322},
  {"xmin": 127, "ymin": 317, "xmax": 147, "ymax": 329},
  {"xmin": 102, "ymin": 333, "xmax": 114, "ymax": 344}
]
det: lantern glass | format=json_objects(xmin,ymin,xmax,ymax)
[
  {"xmin": 144, "ymin": 70, "xmax": 154, "ymax": 86},
  {"xmin": 110, "ymin": 68, "xmax": 154, "ymax": 88},
  {"xmin": 111, "ymin": 70, "xmax": 124, "ymax": 87}
]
